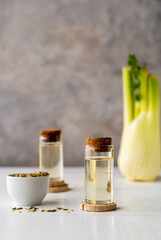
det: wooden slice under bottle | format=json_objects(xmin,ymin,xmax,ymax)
[
  {"xmin": 48, "ymin": 180, "xmax": 69, "ymax": 193},
  {"xmin": 80, "ymin": 201, "xmax": 117, "ymax": 212}
]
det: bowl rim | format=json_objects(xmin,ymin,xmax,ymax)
[{"xmin": 7, "ymin": 173, "xmax": 49, "ymax": 179}]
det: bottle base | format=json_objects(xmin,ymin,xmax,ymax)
[{"xmin": 85, "ymin": 199, "xmax": 112, "ymax": 205}]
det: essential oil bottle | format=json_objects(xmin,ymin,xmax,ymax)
[
  {"xmin": 84, "ymin": 137, "xmax": 114, "ymax": 204},
  {"xmin": 39, "ymin": 129, "xmax": 63, "ymax": 183}
]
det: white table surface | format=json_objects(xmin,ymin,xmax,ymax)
[{"xmin": 0, "ymin": 167, "xmax": 161, "ymax": 240}]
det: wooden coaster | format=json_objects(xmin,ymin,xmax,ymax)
[
  {"xmin": 48, "ymin": 180, "xmax": 69, "ymax": 193},
  {"xmin": 49, "ymin": 180, "xmax": 64, "ymax": 187},
  {"xmin": 80, "ymin": 202, "xmax": 117, "ymax": 212}
]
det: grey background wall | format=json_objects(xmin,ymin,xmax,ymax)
[{"xmin": 0, "ymin": 0, "xmax": 161, "ymax": 166}]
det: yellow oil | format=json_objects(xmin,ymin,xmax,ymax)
[
  {"xmin": 39, "ymin": 143, "xmax": 63, "ymax": 182},
  {"xmin": 85, "ymin": 157, "xmax": 113, "ymax": 204}
]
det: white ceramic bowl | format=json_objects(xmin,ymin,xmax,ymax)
[{"xmin": 6, "ymin": 174, "xmax": 49, "ymax": 206}]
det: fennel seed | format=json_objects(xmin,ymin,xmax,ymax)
[{"xmin": 45, "ymin": 210, "xmax": 57, "ymax": 212}]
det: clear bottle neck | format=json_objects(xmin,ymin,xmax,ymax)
[
  {"xmin": 39, "ymin": 135, "xmax": 62, "ymax": 144},
  {"xmin": 85, "ymin": 145, "xmax": 114, "ymax": 158}
]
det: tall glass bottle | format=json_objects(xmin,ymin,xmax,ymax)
[{"xmin": 84, "ymin": 137, "xmax": 114, "ymax": 204}]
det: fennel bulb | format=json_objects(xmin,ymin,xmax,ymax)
[{"xmin": 118, "ymin": 55, "xmax": 160, "ymax": 181}]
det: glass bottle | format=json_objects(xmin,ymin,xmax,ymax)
[
  {"xmin": 84, "ymin": 137, "xmax": 114, "ymax": 204},
  {"xmin": 39, "ymin": 129, "xmax": 63, "ymax": 183}
]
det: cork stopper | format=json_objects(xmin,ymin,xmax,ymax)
[
  {"xmin": 40, "ymin": 129, "xmax": 61, "ymax": 142},
  {"xmin": 86, "ymin": 137, "xmax": 112, "ymax": 152}
]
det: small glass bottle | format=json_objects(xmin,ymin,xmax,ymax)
[
  {"xmin": 84, "ymin": 137, "xmax": 114, "ymax": 205},
  {"xmin": 39, "ymin": 129, "xmax": 63, "ymax": 183}
]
